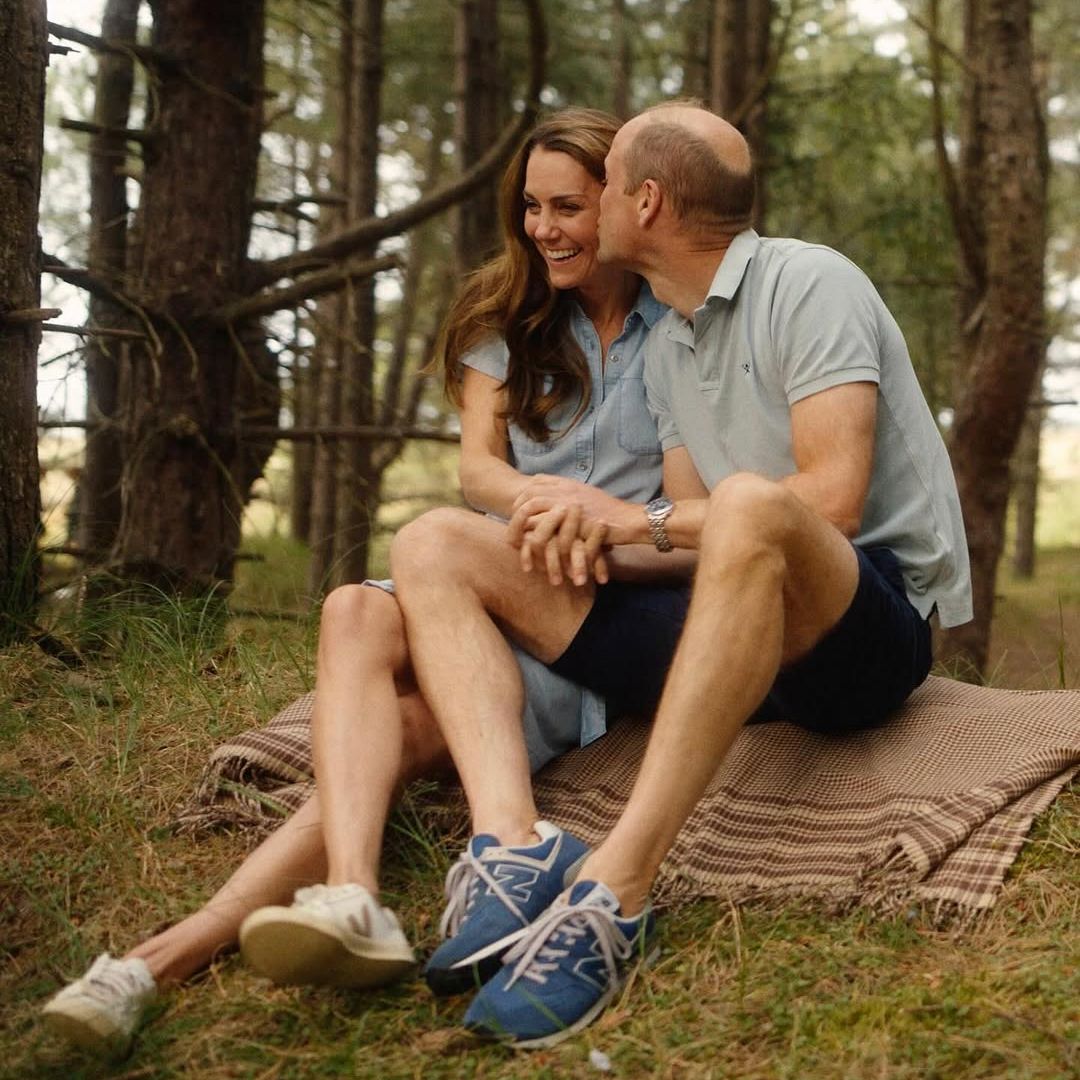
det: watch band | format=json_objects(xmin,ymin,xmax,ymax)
[{"xmin": 645, "ymin": 496, "xmax": 675, "ymax": 553}]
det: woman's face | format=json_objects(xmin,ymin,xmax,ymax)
[{"xmin": 522, "ymin": 147, "xmax": 605, "ymax": 292}]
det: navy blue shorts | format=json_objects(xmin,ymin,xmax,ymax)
[
  {"xmin": 549, "ymin": 546, "xmax": 931, "ymax": 734},
  {"xmin": 548, "ymin": 581, "xmax": 691, "ymax": 718},
  {"xmin": 754, "ymin": 546, "xmax": 932, "ymax": 733}
]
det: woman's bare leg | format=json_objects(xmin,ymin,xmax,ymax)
[
  {"xmin": 312, "ymin": 585, "xmax": 450, "ymax": 894},
  {"xmin": 124, "ymin": 587, "xmax": 449, "ymax": 985},
  {"xmin": 125, "ymin": 790, "xmax": 328, "ymax": 985}
]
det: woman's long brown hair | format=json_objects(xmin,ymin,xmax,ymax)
[{"xmin": 437, "ymin": 107, "xmax": 621, "ymax": 441}]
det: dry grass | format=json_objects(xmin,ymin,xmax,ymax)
[{"xmin": 1, "ymin": 549, "xmax": 1077, "ymax": 1079}]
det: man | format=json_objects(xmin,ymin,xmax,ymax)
[{"xmin": 391, "ymin": 103, "xmax": 971, "ymax": 1047}]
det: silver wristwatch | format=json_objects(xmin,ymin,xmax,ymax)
[{"xmin": 645, "ymin": 496, "xmax": 675, "ymax": 552}]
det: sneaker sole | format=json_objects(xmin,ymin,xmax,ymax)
[
  {"xmin": 239, "ymin": 909, "xmax": 416, "ymax": 989},
  {"xmin": 42, "ymin": 1001, "xmax": 129, "ymax": 1055}
]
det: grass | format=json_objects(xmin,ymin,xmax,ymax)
[{"xmin": 1, "ymin": 537, "xmax": 1077, "ymax": 1078}]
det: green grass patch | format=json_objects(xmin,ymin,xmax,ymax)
[{"xmin": 2, "ymin": 539, "xmax": 1077, "ymax": 1078}]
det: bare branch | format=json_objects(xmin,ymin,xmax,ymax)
[
  {"xmin": 238, "ymin": 424, "xmax": 460, "ymax": 444},
  {"xmin": 59, "ymin": 117, "xmax": 153, "ymax": 146},
  {"xmin": 43, "ymin": 322, "xmax": 147, "ymax": 340},
  {"xmin": 42, "ymin": 256, "xmax": 123, "ymax": 305},
  {"xmin": 247, "ymin": 0, "xmax": 547, "ymax": 289},
  {"xmin": 215, "ymin": 254, "xmax": 400, "ymax": 322},
  {"xmin": 2, "ymin": 307, "xmax": 63, "ymax": 324},
  {"xmin": 728, "ymin": 2, "xmax": 797, "ymax": 129},
  {"xmin": 38, "ymin": 418, "xmax": 462, "ymax": 444},
  {"xmin": 903, "ymin": 7, "xmax": 975, "ymax": 74},
  {"xmin": 46, "ymin": 21, "xmax": 173, "ymax": 69}
]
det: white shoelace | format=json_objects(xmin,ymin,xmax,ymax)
[
  {"xmin": 291, "ymin": 882, "xmax": 396, "ymax": 937},
  {"xmin": 439, "ymin": 847, "xmax": 531, "ymax": 939},
  {"xmin": 501, "ymin": 901, "xmax": 632, "ymax": 989},
  {"xmin": 81, "ymin": 956, "xmax": 154, "ymax": 1004}
]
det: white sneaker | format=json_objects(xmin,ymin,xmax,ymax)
[
  {"xmin": 239, "ymin": 883, "xmax": 416, "ymax": 989},
  {"xmin": 42, "ymin": 953, "xmax": 157, "ymax": 1054}
]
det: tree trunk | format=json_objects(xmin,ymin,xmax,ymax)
[
  {"xmin": 110, "ymin": 0, "xmax": 278, "ymax": 591},
  {"xmin": 78, "ymin": 0, "xmax": 140, "ymax": 563},
  {"xmin": 1010, "ymin": 354, "xmax": 1047, "ymax": 579},
  {"xmin": 0, "ymin": 0, "xmax": 47, "ymax": 644},
  {"xmin": 682, "ymin": 0, "xmax": 711, "ymax": 102},
  {"xmin": 611, "ymin": 0, "xmax": 631, "ymax": 119},
  {"xmin": 708, "ymin": 0, "xmax": 772, "ymax": 231},
  {"xmin": 940, "ymin": 0, "xmax": 1048, "ymax": 673},
  {"xmin": 330, "ymin": 0, "xmax": 383, "ymax": 587},
  {"xmin": 455, "ymin": 0, "xmax": 501, "ymax": 271},
  {"xmin": 289, "ymin": 334, "xmax": 315, "ymax": 544}
]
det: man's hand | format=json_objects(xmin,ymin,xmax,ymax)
[{"xmin": 511, "ymin": 474, "xmax": 633, "ymax": 523}]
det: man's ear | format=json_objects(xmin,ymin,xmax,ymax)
[{"xmin": 637, "ymin": 178, "xmax": 662, "ymax": 228}]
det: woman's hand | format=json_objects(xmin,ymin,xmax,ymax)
[
  {"xmin": 507, "ymin": 482, "xmax": 640, "ymax": 586},
  {"xmin": 509, "ymin": 500, "xmax": 612, "ymax": 587}
]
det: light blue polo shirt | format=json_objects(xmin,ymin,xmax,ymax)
[
  {"xmin": 457, "ymin": 281, "xmax": 669, "ymax": 764},
  {"xmin": 644, "ymin": 230, "xmax": 972, "ymax": 628}
]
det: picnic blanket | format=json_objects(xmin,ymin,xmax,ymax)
[{"xmin": 174, "ymin": 675, "xmax": 1080, "ymax": 923}]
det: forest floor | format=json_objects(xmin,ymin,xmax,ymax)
[{"xmin": 3, "ymin": 449, "xmax": 1078, "ymax": 1078}]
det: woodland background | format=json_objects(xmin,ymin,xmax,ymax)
[
  {"xmin": 1, "ymin": 3, "xmax": 1079, "ymax": 1077},
  {"xmin": 1, "ymin": 0, "xmax": 1078, "ymax": 677}
]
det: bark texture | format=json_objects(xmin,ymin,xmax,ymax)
[
  {"xmin": 455, "ymin": 0, "xmax": 501, "ymax": 269},
  {"xmin": 331, "ymin": 0, "xmax": 384, "ymax": 587},
  {"xmin": 0, "ymin": 0, "xmax": 47, "ymax": 643},
  {"xmin": 940, "ymin": 0, "xmax": 1048, "ymax": 672},
  {"xmin": 708, "ymin": 0, "xmax": 772, "ymax": 229},
  {"xmin": 111, "ymin": 0, "xmax": 277, "ymax": 589},
  {"xmin": 78, "ymin": 0, "xmax": 140, "ymax": 562}
]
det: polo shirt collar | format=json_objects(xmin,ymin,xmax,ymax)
[
  {"xmin": 704, "ymin": 228, "xmax": 759, "ymax": 302},
  {"xmin": 664, "ymin": 229, "xmax": 760, "ymax": 346}
]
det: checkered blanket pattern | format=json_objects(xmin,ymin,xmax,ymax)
[{"xmin": 174, "ymin": 675, "xmax": 1080, "ymax": 921}]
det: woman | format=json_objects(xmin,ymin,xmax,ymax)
[{"xmin": 41, "ymin": 107, "xmax": 697, "ymax": 1055}]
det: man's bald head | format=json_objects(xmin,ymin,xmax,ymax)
[{"xmin": 619, "ymin": 103, "xmax": 755, "ymax": 234}]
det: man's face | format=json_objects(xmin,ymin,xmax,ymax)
[{"xmin": 597, "ymin": 126, "xmax": 639, "ymax": 268}]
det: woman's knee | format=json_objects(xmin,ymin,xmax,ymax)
[
  {"xmin": 319, "ymin": 584, "xmax": 405, "ymax": 667},
  {"xmin": 390, "ymin": 507, "xmax": 474, "ymax": 581}
]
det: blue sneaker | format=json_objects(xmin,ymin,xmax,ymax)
[
  {"xmin": 424, "ymin": 820, "xmax": 588, "ymax": 996},
  {"xmin": 463, "ymin": 880, "xmax": 655, "ymax": 1048}
]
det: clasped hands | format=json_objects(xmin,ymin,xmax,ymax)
[{"xmin": 506, "ymin": 474, "xmax": 633, "ymax": 587}]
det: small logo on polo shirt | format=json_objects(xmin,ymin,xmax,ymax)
[{"xmin": 741, "ymin": 362, "xmax": 751, "ymax": 375}]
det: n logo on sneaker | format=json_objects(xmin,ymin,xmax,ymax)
[{"xmin": 490, "ymin": 863, "xmax": 541, "ymax": 905}]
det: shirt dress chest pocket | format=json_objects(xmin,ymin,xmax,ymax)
[{"xmin": 616, "ymin": 376, "xmax": 663, "ymax": 457}]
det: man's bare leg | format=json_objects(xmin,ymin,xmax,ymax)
[
  {"xmin": 390, "ymin": 508, "xmax": 593, "ymax": 848},
  {"xmin": 577, "ymin": 474, "xmax": 860, "ymax": 914}
]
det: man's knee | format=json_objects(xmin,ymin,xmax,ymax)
[{"xmin": 702, "ymin": 473, "xmax": 798, "ymax": 555}]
